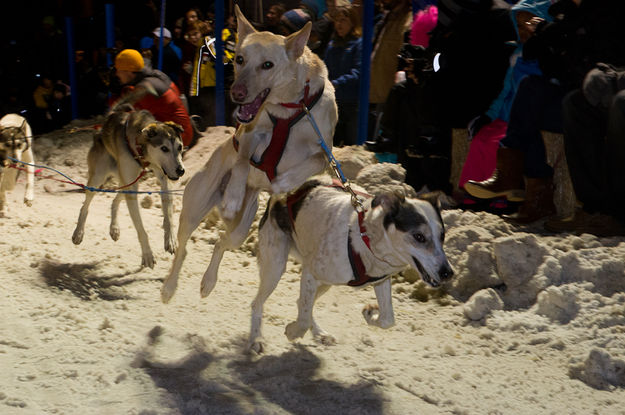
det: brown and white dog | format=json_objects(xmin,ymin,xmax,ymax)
[
  {"xmin": 72, "ymin": 109, "xmax": 185, "ymax": 268},
  {"xmin": 161, "ymin": 5, "xmax": 337, "ymax": 303},
  {"xmin": 0, "ymin": 114, "xmax": 35, "ymax": 217},
  {"xmin": 250, "ymin": 177, "xmax": 454, "ymax": 353}
]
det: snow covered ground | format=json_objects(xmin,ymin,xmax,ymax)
[{"xmin": 1, "ymin": 122, "xmax": 624, "ymax": 414}]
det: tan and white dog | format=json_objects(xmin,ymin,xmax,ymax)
[
  {"xmin": 248, "ymin": 178, "xmax": 454, "ymax": 353},
  {"xmin": 161, "ymin": 6, "xmax": 337, "ymax": 302},
  {"xmin": 72, "ymin": 109, "xmax": 185, "ymax": 268},
  {"xmin": 0, "ymin": 114, "xmax": 35, "ymax": 217}
]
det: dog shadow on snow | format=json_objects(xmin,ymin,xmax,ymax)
[
  {"xmin": 39, "ymin": 260, "xmax": 159, "ymax": 300},
  {"xmin": 135, "ymin": 328, "xmax": 385, "ymax": 415}
]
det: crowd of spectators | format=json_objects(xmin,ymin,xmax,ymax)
[{"xmin": 1, "ymin": 0, "xmax": 624, "ymax": 236}]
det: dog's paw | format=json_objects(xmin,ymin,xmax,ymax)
[
  {"xmin": 142, "ymin": 251, "xmax": 155, "ymax": 269},
  {"xmin": 23, "ymin": 198, "xmax": 33, "ymax": 207},
  {"xmin": 285, "ymin": 322, "xmax": 307, "ymax": 341},
  {"xmin": 313, "ymin": 332, "xmax": 337, "ymax": 346},
  {"xmin": 248, "ymin": 338, "xmax": 266, "ymax": 355},
  {"xmin": 109, "ymin": 224, "xmax": 120, "ymax": 241},
  {"xmin": 164, "ymin": 235, "xmax": 177, "ymax": 254},
  {"xmin": 72, "ymin": 228, "xmax": 84, "ymax": 245},
  {"xmin": 160, "ymin": 280, "xmax": 177, "ymax": 304},
  {"xmin": 200, "ymin": 274, "xmax": 217, "ymax": 298},
  {"xmin": 362, "ymin": 304, "xmax": 381, "ymax": 326},
  {"xmin": 362, "ymin": 304, "xmax": 395, "ymax": 329}
]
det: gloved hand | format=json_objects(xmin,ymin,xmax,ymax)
[{"xmin": 467, "ymin": 114, "xmax": 492, "ymax": 139}]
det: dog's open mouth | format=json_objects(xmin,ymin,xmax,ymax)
[
  {"xmin": 235, "ymin": 88, "xmax": 270, "ymax": 124},
  {"xmin": 413, "ymin": 256, "xmax": 440, "ymax": 288}
]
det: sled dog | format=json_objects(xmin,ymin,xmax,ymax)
[
  {"xmin": 248, "ymin": 177, "xmax": 454, "ymax": 352},
  {"xmin": 72, "ymin": 109, "xmax": 185, "ymax": 268},
  {"xmin": 0, "ymin": 114, "xmax": 35, "ymax": 217},
  {"xmin": 161, "ymin": 5, "xmax": 337, "ymax": 302}
]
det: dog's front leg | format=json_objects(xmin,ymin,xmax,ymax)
[
  {"xmin": 157, "ymin": 174, "xmax": 176, "ymax": 254},
  {"xmin": 202, "ymin": 187, "xmax": 259, "ymax": 298},
  {"xmin": 362, "ymin": 278, "xmax": 395, "ymax": 329},
  {"xmin": 20, "ymin": 148, "xmax": 35, "ymax": 206},
  {"xmin": 124, "ymin": 189, "xmax": 154, "ymax": 268},
  {"xmin": 285, "ymin": 270, "xmax": 319, "ymax": 341},
  {"xmin": 109, "ymin": 193, "xmax": 123, "ymax": 241},
  {"xmin": 221, "ymin": 130, "xmax": 266, "ymax": 219},
  {"xmin": 310, "ymin": 284, "xmax": 337, "ymax": 346}
]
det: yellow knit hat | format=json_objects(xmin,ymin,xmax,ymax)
[{"xmin": 115, "ymin": 49, "xmax": 144, "ymax": 72}]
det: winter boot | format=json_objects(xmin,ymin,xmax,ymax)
[
  {"xmin": 504, "ymin": 176, "xmax": 556, "ymax": 224},
  {"xmin": 463, "ymin": 147, "xmax": 525, "ymax": 202}
]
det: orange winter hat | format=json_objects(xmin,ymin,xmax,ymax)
[{"xmin": 115, "ymin": 49, "xmax": 145, "ymax": 72}]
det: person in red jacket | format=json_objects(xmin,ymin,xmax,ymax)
[{"xmin": 113, "ymin": 49, "xmax": 195, "ymax": 147}]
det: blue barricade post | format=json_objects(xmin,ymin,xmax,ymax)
[
  {"xmin": 157, "ymin": 0, "xmax": 166, "ymax": 71},
  {"xmin": 65, "ymin": 16, "xmax": 78, "ymax": 120},
  {"xmin": 105, "ymin": 4, "xmax": 114, "ymax": 67}
]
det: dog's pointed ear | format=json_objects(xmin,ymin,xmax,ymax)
[
  {"xmin": 371, "ymin": 192, "xmax": 404, "ymax": 214},
  {"xmin": 417, "ymin": 191, "xmax": 442, "ymax": 213},
  {"xmin": 20, "ymin": 119, "xmax": 28, "ymax": 133},
  {"xmin": 164, "ymin": 121, "xmax": 184, "ymax": 137},
  {"xmin": 235, "ymin": 4, "xmax": 256, "ymax": 43},
  {"xmin": 285, "ymin": 21, "xmax": 312, "ymax": 61},
  {"xmin": 140, "ymin": 123, "xmax": 159, "ymax": 140}
]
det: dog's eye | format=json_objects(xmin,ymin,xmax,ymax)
[
  {"xmin": 160, "ymin": 146, "xmax": 170, "ymax": 153},
  {"xmin": 413, "ymin": 232, "xmax": 426, "ymax": 243},
  {"xmin": 261, "ymin": 61, "xmax": 274, "ymax": 70},
  {"xmin": 235, "ymin": 55, "xmax": 244, "ymax": 65}
]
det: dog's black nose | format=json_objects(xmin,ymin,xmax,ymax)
[
  {"xmin": 176, "ymin": 167, "xmax": 185, "ymax": 177},
  {"xmin": 439, "ymin": 265, "xmax": 454, "ymax": 281}
]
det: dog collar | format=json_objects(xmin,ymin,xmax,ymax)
[
  {"xmin": 279, "ymin": 80, "xmax": 312, "ymax": 109},
  {"xmin": 347, "ymin": 233, "xmax": 389, "ymax": 288}
]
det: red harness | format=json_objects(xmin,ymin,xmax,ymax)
[
  {"xmin": 285, "ymin": 181, "xmax": 388, "ymax": 288},
  {"xmin": 232, "ymin": 82, "xmax": 324, "ymax": 182}
]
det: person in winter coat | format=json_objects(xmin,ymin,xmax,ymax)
[
  {"xmin": 458, "ymin": 0, "xmax": 552, "ymax": 195},
  {"xmin": 324, "ymin": 5, "xmax": 362, "ymax": 146},
  {"xmin": 113, "ymin": 49, "xmax": 194, "ymax": 147},
  {"xmin": 544, "ymin": 64, "xmax": 625, "ymax": 236},
  {"xmin": 464, "ymin": 0, "xmax": 625, "ymax": 224}
]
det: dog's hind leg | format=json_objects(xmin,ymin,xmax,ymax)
[
  {"xmin": 285, "ymin": 269, "xmax": 320, "ymax": 342},
  {"xmin": 161, "ymin": 168, "xmax": 224, "ymax": 303},
  {"xmin": 200, "ymin": 187, "xmax": 260, "ymax": 298},
  {"xmin": 362, "ymin": 278, "xmax": 395, "ymax": 329},
  {"xmin": 109, "ymin": 192, "xmax": 123, "ymax": 241},
  {"xmin": 248, "ymin": 202, "xmax": 290, "ymax": 354}
]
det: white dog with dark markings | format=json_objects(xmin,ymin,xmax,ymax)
[
  {"xmin": 72, "ymin": 109, "xmax": 185, "ymax": 268},
  {"xmin": 247, "ymin": 177, "xmax": 454, "ymax": 353},
  {"xmin": 0, "ymin": 114, "xmax": 35, "ymax": 217},
  {"xmin": 160, "ymin": 5, "xmax": 337, "ymax": 303}
]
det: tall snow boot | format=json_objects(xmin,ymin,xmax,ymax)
[
  {"xmin": 504, "ymin": 176, "xmax": 556, "ymax": 224},
  {"xmin": 463, "ymin": 147, "xmax": 525, "ymax": 202}
]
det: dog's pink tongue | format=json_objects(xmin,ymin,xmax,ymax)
[{"xmin": 236, "ymin": 90, "xmax": 268, "ymax": 124}]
